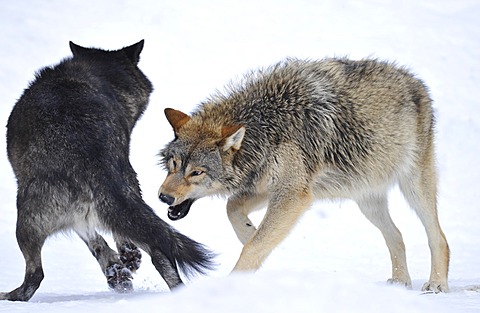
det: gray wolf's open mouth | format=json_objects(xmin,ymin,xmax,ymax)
[{"xmin": 168, "ymin": 198, "xmax": 195, "ymax": 221}]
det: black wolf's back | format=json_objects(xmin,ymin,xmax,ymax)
[{"xmin": 7, "ymin": 42, "xmax": 152, "ymax": 182}]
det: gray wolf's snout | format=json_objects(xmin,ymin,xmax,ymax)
[{"xmin": 159, "ymin": 193, "xmax": 175, "ymax": 205}]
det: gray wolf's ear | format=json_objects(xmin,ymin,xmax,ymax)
[
  {"xmin": 221, "ymin": 125, "xmax": 245, "ymax": 152},
  {"xmin": 69, "ymin": 41, "xmax": 88, "ymax": 56},
  {"xmin": 165, "ymin": 108, "xmax": 190, "ymax": 133},
  {"xmin": 122, "ymin": 39, "xmax": 144, "ymax": 64}
]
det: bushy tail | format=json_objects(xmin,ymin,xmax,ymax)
[
  {"xmin": 102, "ymin": 194, "xmax": 216, "ymax": 280},
  {"xmin": 169, "ymin": 228, "xmax": 217, "ymax": 278}
]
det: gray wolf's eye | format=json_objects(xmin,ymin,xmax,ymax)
[{"xmin": 190, "ymin": 170, "xmax": 204, "ymax": 177}]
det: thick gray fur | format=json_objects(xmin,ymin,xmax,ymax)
[{"xmin": 159, "ymin": 58, "xmax": 449, "ymax": 293}]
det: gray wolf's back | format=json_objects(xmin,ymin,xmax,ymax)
[{"xmin": 205, "ymin": 58, "xmax": 432, "ymax": 188}]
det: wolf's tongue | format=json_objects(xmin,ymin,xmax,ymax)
[{"xmin": 167, "ymin": 198, "xmax": 195, "ymax": 221}]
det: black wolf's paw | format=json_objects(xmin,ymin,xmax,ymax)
[
  {"xmin": 105, "ymin": 263, "xmax": 133, "ymax": 293},
  {"xmin": 119, "ymin": 243, "xmax": 142, "ymax": 273}
]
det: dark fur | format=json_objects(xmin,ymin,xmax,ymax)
[{"xmin": 1, "ymin": 41, "xmax": 214, "ymax": 301}]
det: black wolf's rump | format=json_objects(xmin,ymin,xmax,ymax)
[{"xmin": 1, "ymin": 40, "xmax": 214, "ymax": 302}]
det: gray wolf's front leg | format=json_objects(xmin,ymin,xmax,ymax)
[
  {"xmin": 232, "ymin": 189, "xmax": 313, "ymax": 272},
  {"xmin": 227, "ymin": 193, "xmax": 268, "ymax": 245}
]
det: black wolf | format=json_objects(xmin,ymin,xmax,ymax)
[{"xmin": 1, "ymin": 40, "xmax": 214, "ymax": 301}]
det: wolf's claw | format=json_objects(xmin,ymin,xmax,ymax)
[
  {"xmin": 106, "ymin": 263, "xmax": 133, "ymax": 293},
  {"xmin": 119, "ymin": 242, "xmax": 142, "ymax": 272}
]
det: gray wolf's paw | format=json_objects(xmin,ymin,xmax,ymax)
[
  {"xmin": 387, "ymin": 277, "xmax": 412, "ymax": 289},
  {"xmin": 119, "ymin": 242, "xmax": 142, "ymax": 273},
  {"xmin": 422, "ymin": 281, "xmax": 449, "ymax": 293},
  {"xmin": 105, "ymin": 263, "xmax": 133, "ymax": 293}
]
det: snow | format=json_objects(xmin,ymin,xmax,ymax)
[{"xmin": 1, "ymin": 0, "xmax": 479, "ymax": 312}]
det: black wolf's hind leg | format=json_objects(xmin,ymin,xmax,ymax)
[
  {"xmin": 0, "ymin": 221, "xmax": 47, "ymax": 301},
  {"xmin": 79, "ymin": 232, "xmax": 133, "ymax": 293},
  {"xmin": 150, "ymin": 249, "xmax": 183, "ymax": 289},
  {"xmin": 115, "ymin": 238, "xmax": 142, "ymax": 273}
]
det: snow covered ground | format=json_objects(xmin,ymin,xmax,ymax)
[{"xmin": 1, "ymin": 0, "xmax": 479, "ymax": 312}]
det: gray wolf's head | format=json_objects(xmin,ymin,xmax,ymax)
[{"xmin": 158, "ymin": 108, "xmax": 245, "ymax": 220}]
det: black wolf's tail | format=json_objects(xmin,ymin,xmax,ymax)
[
  {"xmin": 102, "ymin": 194, "xmax": 216, "ymax": 281},
  {"xmin": 168, "ymin": 227, "xmax": 217, "ymax": 278}
]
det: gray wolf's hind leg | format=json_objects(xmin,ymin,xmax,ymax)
[
  {"xmin": 79, "ymin": 232, "xmax": 133, "ymax": 293},
  {"xmin": 356, "ymin": 193, "xmax": 412, "ymax": 288},
  {"xmin": 399, "ymin": 163, "xmax": 449, "ymax": 293}
]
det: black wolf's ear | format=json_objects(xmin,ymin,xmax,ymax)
[
  {"xmin": 122, "ymin": 40, "xmax": 144, "ymax": 64},
  {"xmin": 69, "ymin": 41, "xmax": 89, "ymax": 56},
  {"xmin": 221, "ymin": 125, "xmax": 245, "ymax": 152},
  {"xmin": 165, "ymin": 108, "xmax": 190, "ymax": 133}
]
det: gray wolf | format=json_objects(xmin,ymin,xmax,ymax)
[
  {"xmin": 1, "ymin": 40, "xmax": 214, "ymax": 301},
  {"xmin": 158, "ymin": 58, "xmax": 449, "ymax": 292}
]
